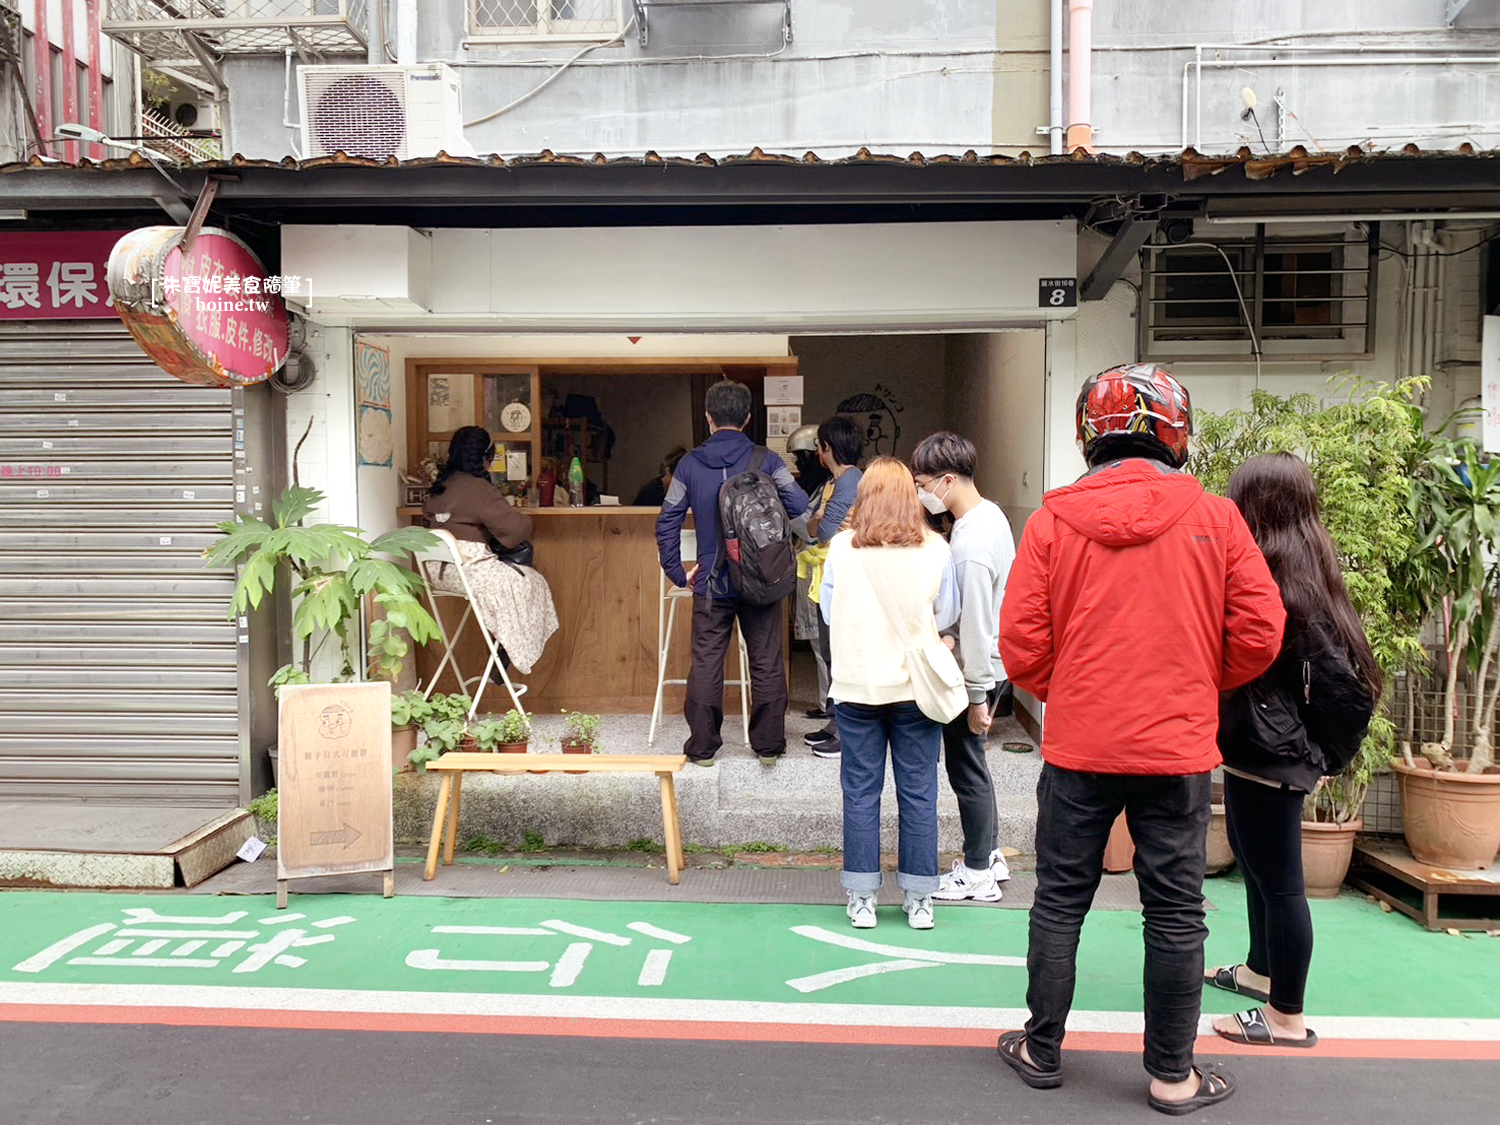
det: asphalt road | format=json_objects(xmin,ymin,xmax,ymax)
[{"xmin": 1, "ymin": 1022, "xmax": 1494, "ymax": 1125}]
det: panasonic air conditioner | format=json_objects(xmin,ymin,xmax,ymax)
[{"xmin": 298, "ymin": 63, "xmax": 476, "ymax": 161}]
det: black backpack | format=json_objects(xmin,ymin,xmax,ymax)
[{"xmin": 716, "ymin": 445, "xmax": 797, "ymax": 606}]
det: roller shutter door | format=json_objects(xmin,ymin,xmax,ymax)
[{"xmin": 0, "ymin": 321, "xmax": 242, "ymax": 803}]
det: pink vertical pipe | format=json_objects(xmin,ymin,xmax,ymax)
[
  {"xmin": 1066, "ymin": 0, "xmax": 1095, "ymax": 153},
  {"xmin": 32, "ymin": 0, "xmax": 52, "ymax": 157},
  {"xmin": 87, "ymin": 0, "xmax": 105, "ymax": 161},
  {"xmin": 60, "ymin": 0, "xmax": 79, "ymax": 162}
]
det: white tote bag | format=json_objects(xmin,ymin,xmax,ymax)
[{"xmin": 856, "ymin": 551, "xmax": 968, "ymax": 724}]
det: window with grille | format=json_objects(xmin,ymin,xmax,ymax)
[
  {"xmin": 1142, "ymin": 225, "xmax": 1379, "ymax": 359},
  {"xmin": 469, "ymin": 0, "xmax": 624, "ymax": 41}
]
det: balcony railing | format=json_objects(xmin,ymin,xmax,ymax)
[{"xmin": 104, "ymin": 1, "xmax": 368, "ymax": 92}]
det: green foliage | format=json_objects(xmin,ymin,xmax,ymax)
[
  {"xmin": 724, "ymin": 841, "xmax": 787, "ymax": 855},
  {"xmin": 205, "ymin": 485, "xmax": 441, "ymax": 684},
  {"xmin": 425, "ymin": 692, "xmax": 473, "ymax": 725},
  {"xmin": 469, "ymin": 709, "xmax": 531, "ymax": 751},
  {"xmin": 247, "ymin": 788, "xmax": 278, "ymax": 824},
  {"xmin": 464, "ymin": 834, "xmax": 508, "ymax": 856},
  {"xmin": 625, "ymin": 837, "xmax": 660, "ymax": 852},
  {"xmin": 521, "ymin": 830, "xmax": 546, "ymax": 854},
  {"xmin": 268, "ymin": 665, "xmax": 311, "ymax": 697},
  {"xmin": 1188, "ymin": 377, "xmax": 1430, "ymax": 822},
  {"xmin": 559, "ymin": 710, "xmax": 603, "ymax": 751},
  {"xmin": 391, "ymin": 690, "xmax": 434, "ymax": 730}
]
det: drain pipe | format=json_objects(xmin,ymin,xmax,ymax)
[
  {"xmin": 1066, "ymin": 0, "xmax": 1095, "ymax": 152},
  {"xmin": 397, "ymin": 0, "xmax": 417, "ymax": 65},
  {"xmin": 1049, "ymin": 0, "xmax": 1064, "ymax": 155},
  {"xmin": 367, "ymin": 0, "xmax": 381, "ymax": 64}
]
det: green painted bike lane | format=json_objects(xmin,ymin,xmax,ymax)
[{"xmin": 0, "ymin": 879, "xmax": 1494, "ymax": 1023}]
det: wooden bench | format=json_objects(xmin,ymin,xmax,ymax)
[{"xmin": 422, "ymin": 753, "xmax": 689, "ymax": 884}]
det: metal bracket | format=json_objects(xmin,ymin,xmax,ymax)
[
  {"xmin": 633, "ymin": 0, "xmax": 792, "ymax": 49},
  {"xmin": 1447, "ymin": 0, "xmax": 1473, "ymax": 27},
  {"xmin": 181, "ymin": 177, "xmax": 221, "ymax": 249}
]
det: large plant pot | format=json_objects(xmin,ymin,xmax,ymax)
[
  {"xmin": 393, "ymin": 726, "xmax": 417, "ymax": 773},
  {"xmin": 1301, "ymin": 819, "xmax": 1361, "ymax": 899},
  {"xmin": 1205, "ymin": 803, "xmax": 1235, "ymax": 876},
  {"xmin": 1394, "ymin": 761, "xmax": 1500, "ymax": 870}
]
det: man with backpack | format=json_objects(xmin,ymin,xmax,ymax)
[{"xmin": 657, "ymin": 379, "xmax": 809, "ymax": 766}]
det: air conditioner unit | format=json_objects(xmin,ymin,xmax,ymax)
[
  {"xmin": 298, "ymin": 63, "xmax": 476, "ymax": 161},
  {"xmin": 168, "ymin": 95, "xmax": 215, "ymax": 131}
]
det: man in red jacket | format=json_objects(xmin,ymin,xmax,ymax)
[{"xmin": 996, "ymin": 364, "xmax": 1284, "ymax": 1116}]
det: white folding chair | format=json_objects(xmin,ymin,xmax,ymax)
[
  {"xmin": 413, "ymin": 528, "xmax": 528, "ymax": 719},
  {"xmin": 649, "ymin": 528, "xmax": 751, "ymax": 746}
]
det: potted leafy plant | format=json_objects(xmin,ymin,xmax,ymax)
[
  {"xmin": 560, "ymin": 710, "xmax": 602, "ymax": 774},
  {"xmin": 391, "ymin": 690, "xmax": 434, "ymax": 773},
  {"xmin": 1191, "ymin": 377, "xmax": 1427, "ymax": 892},
  {"xmin": 470, "ymin": 710, "xmax": 534, "ymax": 773},
  {"xmin": 204, "ymin": 482, "xmax": 441, "ymax": 697},
  {"xmin": 408, "ymin": 692, "xmax": 471, "ymax": 771},
  {"xmin": 1395, "ymin": 433, "xmax": 1500, "ymax": 869}
]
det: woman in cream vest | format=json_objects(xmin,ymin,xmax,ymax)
[{"xmin": 820, "ymin": 457, "xmax": 960, "ymax": 931}]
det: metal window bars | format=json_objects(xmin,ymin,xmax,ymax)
[
  {"xmin": 631, "ymin": 0, "xmax": 792, "ymax": 48},
  {"xmin": 469, "ymin": 0, "xmax": 624, "ymax": 39}
]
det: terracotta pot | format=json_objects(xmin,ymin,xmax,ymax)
[
  {"xmin": 392, "ymin": 726, "xmax": 417, "ymax": 773},
  {"xmin": 1394, "ymin": 761, "xmax": 1500, "ymax": 870},
  {"xmin": 1301, "ymin": 819, "xmax": 1361, "ymax": 899},
  {"xmin": 494, "ymin": 741, "xmax": 527, "ymax": 774},
  {"xmin": 457, "ymin": 735, "xmax": 480, "ymax": 755},
  {"xmin": 1205, "ymin": 803, "xmax": 1235, "ymax": 876},
  {"xmin": 1103, "ymin": 811, "xmax": 1134, "ymax": 873},
  {"xmin": 562, "ymin": 741, "xmax": 593, "ymax": 775}
]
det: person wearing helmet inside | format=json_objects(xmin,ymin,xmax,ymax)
[
  {"xmin": 997, "ymin": 364, "xmax": 1285, "ymax": 1116},
  {"xmin": 787, "ymin": 423, "xmax": 831, "ymax": 500}
]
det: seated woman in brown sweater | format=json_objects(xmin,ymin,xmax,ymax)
[{"xmin": 423, "ymin": 427, "xmax": 558, "ymax": 678}]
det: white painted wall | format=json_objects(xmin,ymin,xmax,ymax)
[
  {"xmin": 790, "ymin": 334, "xmax": 948, "ymax": 463},
  {"xmin": 943, "ymin": 331, "xmax": 1047, "ymax": 537}
]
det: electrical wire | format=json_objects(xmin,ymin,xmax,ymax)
[
  {"xmin": 1379, "ymin": 227, "xmax": 1500, "ymax": 259},
  {"xmin": 465, "ymin": 16, "xmax": 641, "ymax": 126},
  {"xmin": 1174, "ymin": 240, "xmax": 1262, "ymax": 387}
]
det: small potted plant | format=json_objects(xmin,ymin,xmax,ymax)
[
  {"xmin": 471, "ymin": 710, "xmax": 533, "ymax": 773},
  {"xmin": 560, "ymin": 710, "xmax": 602, "ymax": 774},
  {"xmin": 391, "ymin": 690, "xmax": 434, "ymax": 773},
  {"xmin": 409, "ymin": 692, "xmax": 470, "ymax": 771}
]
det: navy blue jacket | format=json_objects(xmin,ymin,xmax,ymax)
[{"xmin": 656, "ymin": 429, "xmax": 808, "ymax": 599}]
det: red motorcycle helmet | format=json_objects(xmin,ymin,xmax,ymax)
[{"xmin": 1075, "ymin": 363, "xmax": 1193, "ymax": 468}]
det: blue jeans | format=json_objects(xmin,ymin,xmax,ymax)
[{"xmin": 835, "ymin": 700, "xmax": 942, "ymax": 895}]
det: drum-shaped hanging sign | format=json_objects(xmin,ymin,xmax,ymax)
[{"xmin": 108, "ymin": 226, "xmax": 289, "ymax": 388}]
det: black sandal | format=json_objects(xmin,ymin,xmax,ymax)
[
  {"xmin": 996, "ymin": 1031, "xmax": 1063, "ymax": 1089},
  {"xmin": 1215, "ymin": 1008, "xmax": 1319, "ymax": 1049},
  {"xmin": 1147, "ymin": 1067, "xmax": 1236, "ymax": 1116},
  {"xmin": 1203, "ymin": 963, "xmax": 1270, "ymax": 1003}
]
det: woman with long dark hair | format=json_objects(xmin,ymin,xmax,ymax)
[
  {"xmin": 423, "ymin": 426, "xmax": 558, "ymax": 677},
  {"xmin": 1207, "ymin": 452, "xmax": 1379, "ymax": 1048}
]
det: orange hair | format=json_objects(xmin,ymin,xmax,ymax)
[{"xmin": 848, "ymin": 457, "xmax": 930, "ymax": 548}]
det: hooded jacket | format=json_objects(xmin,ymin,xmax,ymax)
[
  {"xmin": 656, "ymin": 429, "xmax": 808, "ymax": 598},
  {"xmin": 999, "ymin": 458, "xmax": 1285, "ymax": 775}
]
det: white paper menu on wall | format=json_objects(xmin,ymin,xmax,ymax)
[
  {"xmin": 764, "ymin": 375, "xmax": 804, "ymax": 405},
  {"xmin": 428, "ymin": 374, "xmax": 475, "ymax": 434}
]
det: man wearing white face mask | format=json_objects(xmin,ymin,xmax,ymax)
[{"xmin": 911, "ymin": 432, "xmax": 1016, "ymax": 903}]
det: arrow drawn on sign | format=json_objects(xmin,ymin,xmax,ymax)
[{"xmin": 309, "ymin": 823, "xmax": 362, "ymax": 849}]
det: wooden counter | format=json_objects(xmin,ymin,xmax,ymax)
[{"xmin": 408, "ymin": 506, "xmax": 751, "ymax": 717}]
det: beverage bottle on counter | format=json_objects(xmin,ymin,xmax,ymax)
[
  {"xmin": 568, "ymin": 457, "xmax": 586, "ymax": 507},
  {"xmin": 537, "ymin": 464, "xmax": 557, "ymax": 507}
]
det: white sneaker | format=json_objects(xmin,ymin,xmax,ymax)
[
  {"xmin": 932, "ymin": 859, "xmax": 1003, "ymax": 902},
  {"xmin": 903, "ymin": 892, "xmax": 935, "ymax": 929},
  {"xmin": 990, "ymin": 848, "xmax": 1013, "ymax": 883},
  {"xmin": 846, "ymin": 891, "xmax": 878, "ymax": 929}
]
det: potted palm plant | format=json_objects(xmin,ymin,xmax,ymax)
[
  {"xmin": 1396, "ymin": 434, "xmax": 1500, "ymax": 869},
  {"xmin": 1191, "ymin": 377, "xmax": 1427, "ymax": 894},
  {"xmin": 559, "ymin": 710, "xmax": 602, "ymax": 774}
]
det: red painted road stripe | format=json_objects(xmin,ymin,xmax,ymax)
[{"xmin": 1, "ymin": 1003, "xmax": 1497, "ymax": 1060}]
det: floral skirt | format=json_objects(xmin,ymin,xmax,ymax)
[{"xmin": 433, "ymin": 539, "xmax": 559, "ymax": 675}]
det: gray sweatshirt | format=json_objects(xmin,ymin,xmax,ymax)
[{"xmin": 944, "ymin": 498, "xmax": 1016, "ymax": 704}]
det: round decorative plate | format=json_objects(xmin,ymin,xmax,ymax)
[{"xmin": 500, "ymin": 402, "xmax": 532, "ymax": 433}]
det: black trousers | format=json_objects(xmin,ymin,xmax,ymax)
[
  {"xmin": 1025, "ymin": 764, "xmax": 1211, "ymax": 1082},
  {"xmin": 684, "ymin": 595, "xmax": 788, "ymax": 761},
  {"xmin": 941, "ymin": 683, "xmax": 1006, "ymax": 869},
  {"xmin": 1223, "ymin": 771, "xmax": 1314, "ymax": 1015}
]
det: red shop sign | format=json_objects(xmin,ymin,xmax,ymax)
[
  {"xmin": 107, "ymin": 226, "xmax": 289, "ymax": 388},
  {"xmin": 0, "ymin": 231, "xmax": 127, "ymax": 320}
]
